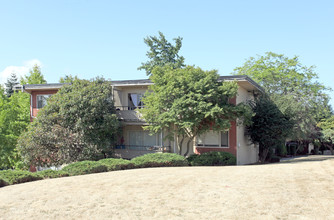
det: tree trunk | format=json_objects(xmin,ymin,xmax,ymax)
[
  {"xmin": 183, "ymin": 137, "xmax": 193, "ymax": 157},
  {"xmin": 177, "ymin": 136, "xmax": 184, "ymax": 156},
  {"xmin": 260, "ymin": 148, "xmax": 269, "ymax": 163}
]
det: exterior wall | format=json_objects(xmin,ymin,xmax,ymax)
[
  {"xmin": 30, "ymin": 90, "xmax": 59, "ymax": 121},
  {"xmin": 235, "ymin": 86, "xmax": 259, "ymax": 164}
]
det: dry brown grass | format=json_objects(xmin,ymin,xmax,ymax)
[{"xmin": 1, "ymin": 155, "xmax": 334, "ymax": 220}]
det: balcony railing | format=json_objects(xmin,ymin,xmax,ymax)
[
  {"xmin": 115, "ymin": 145, "xmax": 170, "ymax": 152},
  {"xmin": 115, "ymin": 106, "xmax": 145, "ymax": 111}
]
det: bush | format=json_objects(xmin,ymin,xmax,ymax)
[
  {"xmin": 37, "ymin": 169, "xmax": 70, "ymax": 179},
  {"xmin": 62, "ymin": 161, "xmax": 108, "ymax": 176},
  {"xmin": 269, "ymin": 155, "xmax": 280, "ymax": 163},
  {"xmin": 0, "ymin": 170, "xmax": 43, "ymax": 186},
  {"xmin": 186, "ymin": 154, "xmax": 199, "ymax": 164},
  {"xmin": 188, "ymin": 151, "xmax": 236, "ymax": 166},
  {"xmin": 131, "ymin": 153, "xmax": 189, "ymax": 168},
  {"xmin": 98, "ymin": 158, "xmax": 135, "ymax": 171},
  {"xmin": 0, "ymin": 177, "xmax": 8, "ymax": 187}
]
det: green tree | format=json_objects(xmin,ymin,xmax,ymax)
[
  {"xmin": 5, "ymin": 73, "xmax": 19, "ymax": 97},
  {"xmin": 317, "ymin": 116, "xmax": 334, "ymax": 154},
  {"xmin": 0, "ymin": 88, "xmax": 30, "ymax": 169},
  {"xmin": 140, "ymin": 66, "xmax": 252, "ymax": 156},
  {"xmin": 247, "ymin": 96, "xmax": 293, "ymax": 162},
  {"xmin": 59, "ymin": 74, "xmax": 80, "ymax": 83},
  {"xmin": 20, "ymin": 64, "xmax": 47, "ymax": 84},
  {"xmin": 18, "ymin": 78, "xmax": 120, "ymax": 167},
  {"xmin": 138, "ymin": 32, "xmax": 185, "ymax": 76},
  {"xmin": 233, "ymin": 52, "xmax": 331, "ymax": 142}
]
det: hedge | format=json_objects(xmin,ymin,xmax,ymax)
[
  {"xmin": 98, "ymin": 158, "xmax": 135, "ymax": 171},
  {"xmin": 187, "ymin": 151, "xmax": 236, "ymax": 166},
  {"xmin": 37, "ymin": 169, "xmax": 70, "ymax": 178},
  {"xmin": 62, "ymin": 161, "xmax": 108, "ymax": 176},
  {"xmin": 0, "ymin": 170, "xmax": 43, "ymax": 186},
  {"xmin": 131, "ymin": 153, "xmax": 189, "ymax": 168}
]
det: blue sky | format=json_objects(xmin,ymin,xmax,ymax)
[{"xmin": 0, "ymin": 0, "xmax": 333, "ymax": 106}]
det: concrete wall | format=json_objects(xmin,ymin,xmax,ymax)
[{"xmin": 235, "ymin": 86, "xmax": 259, "ymax": 164}]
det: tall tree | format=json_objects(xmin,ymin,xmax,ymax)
[
  {"xmin": 18, "ymin": 78, "xmax": 120, "ymax": 167},
  {"xmin": 233, "ymin": 52, "xmax": 331, "ymax": 142},
  {"xmin": 59, "ymin": 75, "xmax": 80, "ymax": 83},
  {"xmin": 247, "ymin": 96, "xmax": 293, "ymax": 162},
  {"xmin": 21, "ymin": 64, "xmax": 47, "ymax": 85},
  {"xmin": 140, "ymin": 66, "xmax": 252, "ymax": 156},
  {"xmin": 0, "ymin": 88, "xmax": 30, "ymax": 169},
  {"xmin": 138, "ymin": 32, "xmax": 185, "ymax": 76},
  {"xmin": 5, "ymin": 73, "xmax": 19, "ymax": 97},
  {"xmin": 317, "ymin": 116, "xmax": 334, "ymax": 155}
]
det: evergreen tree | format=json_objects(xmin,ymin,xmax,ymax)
[
  {"xmin": 20, "ymin": 64, "xmax": 47, "ymax": 85},
  {"xmin": 5, "ymin": 73, "xmax": 19, "ymax": 97}
]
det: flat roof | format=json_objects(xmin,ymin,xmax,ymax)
[{"xmin": 19, "ymin": 75, "xmax": 264, "ymax": 93}]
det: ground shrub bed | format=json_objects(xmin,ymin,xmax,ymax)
[
  {"xmin": 37, "ymin": 169, "xmax": 70, "ymax": 178},
  {"xmin": 131, "ymin": 153, "xmax": 189, "ymax": 168},
  {"xmin": 62, "ymin": 161, "xmax": 108, "ymax": 176},
  {"xmin": 0, "ymin": 170, "xmax": 43, "ymax": 185},
  {"xmin": 98, "ymin": 158, "xmax": 135, "ymax": 171},
  {"xmin": 0, "ymin": 152, "xmax": 238, "ymax": 187},
  {"xmin": 188, "ymin": 152, "xmax": 236, "ymax": 166}
]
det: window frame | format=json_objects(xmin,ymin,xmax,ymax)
[
  {"xmin": 196, "ymin": 130, "xmax": 229, "ymax": 148},
  {"xmin": 128, "ymin": 130, "xmax": 161, "ymax": 147},
  {"xmin": 36, "ymin": 94, "xmax": 52, "ymax": 109}
]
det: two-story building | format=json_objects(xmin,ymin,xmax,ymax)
[{"xmin": 21, "ymin": 75, "xmax": 263, "ymax": 165}]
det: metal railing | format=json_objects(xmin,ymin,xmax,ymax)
[
  {"xmin": 115, "ymin": 145, "xmax": 171, "ymax": 152},
  {"xmin": 115, "ymin": 106, "xmax": 145, "ymax": 111}
]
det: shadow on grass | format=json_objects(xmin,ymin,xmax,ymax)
[{"xmin": 279, "ymin": 155, "xmax": 334, "ymax": 164}]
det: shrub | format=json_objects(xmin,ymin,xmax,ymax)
[
  {"xmin": 0, "ymin": 177, "xmax": 8, "ymax": 187},
  {"xmin": 131, "ymin": 153, "xmax": 189, "ymax": 168},
  {"xmin": 62, "ymin": 161, "xmax": 108, "ymax": 176},
  {"xmin": 37, "ymin": 169, "xmax": 70, "ymax": 179},
  {"xmin": 98, "ymin": 158, "xmax": 135, "ymax": 171},
  {"xmin": 269, "ymin": 155, "xmax": 280, "ymax": 163},
  {"xmin": 188, "ymin": 151, "xmax": 236, "ymax": 166},
  {"xmin": 186, "ymin": 154, "xmax": 199, "ymax": 164},
  {"xmin": 0, "ymin": 170, "xmax": 43, "ymax": 186}
]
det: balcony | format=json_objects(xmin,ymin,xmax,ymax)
[
  {"xmin": 113, "ymin": 145, "xmax": 171, "ymax": 159},
  {"xmin": 115, "ymin": 106, "xmax": 146, "ymax": 123}
]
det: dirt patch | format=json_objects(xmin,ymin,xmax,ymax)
[{"xmin": 1, "ymin": 155, "xmax": 334, "ymax": 219}]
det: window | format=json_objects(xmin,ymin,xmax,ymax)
[
  {"xmin": 37, "ymin": 95, "xmax": 51, "ymax": 109},
  {"xmin": 128, "ymin": 130, "xmax": 160, "ymax": 146},
  {"xmin": 128, "ymin": 93, "xmax": 144, "ymax": 110},
  {"xmin": 196, "ymin": 130, "xmax": 229, "ymax": 148}
]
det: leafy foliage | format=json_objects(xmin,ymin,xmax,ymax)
[
  {"xmin": 233, "ymin": 52, "xmax": 332, "ymax": 141},
  {"xmin": 187, "ymin": 152, "xmax": 236, "ymax": 166},
  {"xmin": 62, "ymin": 161, "xmax": 108, "ymax": 176},
  {"xmin": 138, "ymin": 32, "xmax": 185, "ymax": 76},
  {"xmin": 18, "ymin": 78, "xmax": 120, "ymax": 167},
  {"xmin": 98, "ymin": 158, "xmax": 135, "ymax": 171},
  {"xmin": 317, "ymin": 116, "xmax": 334, "ymax": 154},
  {"xmin": 141, "ymin": 66, "xmax": 252, "ymax": 156},
  {"xmin": 37, "ymin": 169, "xmax": 70, "ymax": 178},
  {"xmin": 20, "ymin": 64, "xmax": 47, "ymax": 85},
  {"xmin": 0, "ymin": 88, "xmax": 30, "ymax": 169},
  {"xmin": 0, "ymin": 170, "xmax": 42, "ymax": 185},
  {"xmin": 247, "ymin": 96, "xmax": 293, "ymax": 162},
  {"xmin": 131, "ymin": 153, "xmax": 189, "ymax": 168},
  {"xmin": 59, "ymin": 74, "xmax": 80, "ymax": 83}
]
